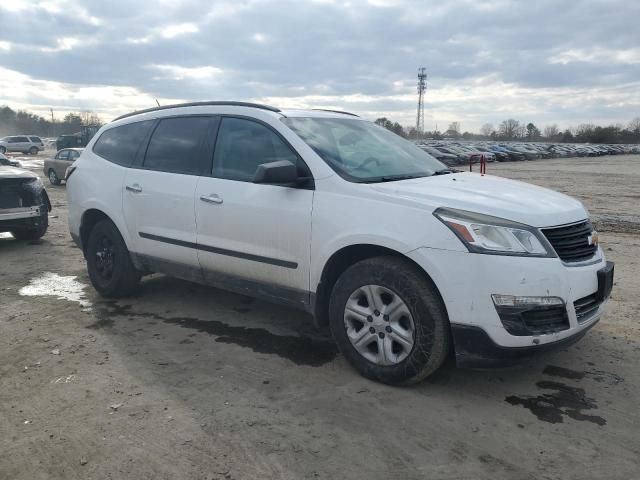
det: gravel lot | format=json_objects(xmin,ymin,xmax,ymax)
[{"xmin": 1, "ymin": 153, "xmax": 639, "ymax": 480}]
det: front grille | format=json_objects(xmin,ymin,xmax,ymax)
[
  {"xmin": 542, "ymin": 220, "xmax": 597, "ymax": 263},
  {"xmin": 574, "ymin": 293, "xmax": 600, "ymax": 323}
]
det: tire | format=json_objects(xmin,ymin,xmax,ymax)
[
  {"xmin": 329, "ymin": 256, "xmax": 450, "ymax": 385},
  {"xmin": 86, "ymin": 219, "xmax": 140, "ymax": 298},
  {"xmin": 11, "ymin": 214, "xmax": 48, "ymax": 241},
  {"xmin": 29, "ymin": 147, "xmax": 38, "ymax": 155},
  {"xmin": 48, "ymin": 169, "xmax": 61, "ymax": 185}
]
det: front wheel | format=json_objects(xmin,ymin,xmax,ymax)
[
  {"xmin": 29, "ymin": 147, "xmax": 38, "ymax": 155},
  {"xmin": 86, "ymin": 219, "xmax": 140, "ymax": 297},
  {"xmin": 329, "ymin": 256, "xmax": 450, "ymax": 385}
]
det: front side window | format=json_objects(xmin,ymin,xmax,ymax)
[
  {"xmin": 69, "ymin": 150, "xmax": 80, "ymax": 160},
  {"xmin": 281, "ymin": 117, "xmax": 445, "ymax": 183},
  {"xmin": 29, "ymin": 136, "xmax": 42, "ymax": 143},
  {"xmin": 143, "ymin": 116, "xmax": 210, "ymax": 175},
  {"xmin": 93, "ymin": 120, "xmax": 154, "ymax": 166},
  {"xmin": 213, "ymin": 117, "xmax": 299, "ymax": 182}
]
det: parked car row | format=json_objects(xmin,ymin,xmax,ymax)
[{"xmin": 416, "ymin": 141, "xmax": 639, "ymax": 166}]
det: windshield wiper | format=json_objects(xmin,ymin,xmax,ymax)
[
  {"xmin": 362, "ymin": 174, "xmax": 427, "ymax": 183},
  {"xmin": 431, "ymin": 168, "xmax": 460, "ymax": 176}
]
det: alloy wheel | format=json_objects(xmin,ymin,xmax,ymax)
[{"xmin": 343, "ymin": 284, "xmax": 415, "ymax": 366}]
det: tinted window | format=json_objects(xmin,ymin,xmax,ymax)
[
  {"xmin": 93, "ymin": 120, "xmax": 153, "ymax": 166},
  {"xmin": 213, "ymin": 117, "xmax": 298, "ymax": 182},
  {"xmin": 143, "ymin": 116, "xmax": 209, "ymax": 175},
  {"xmin": 29, "ymin": 136, "xmax": 42, "ymax": 143},
  {"xmin": 56, "ymin": 150, "xmax": 70, "ymax": 160}
]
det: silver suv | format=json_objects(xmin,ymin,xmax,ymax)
[{"xmin": 0, "ymin": 135, "xmax": 45, "ymax": 155}]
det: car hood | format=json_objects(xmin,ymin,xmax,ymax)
[
  {"xmin": 369, "ymin": 172, "xmax": 587, "ymax": 227},
  {"xmin": 0, "ymin": 166, "xmax": 38, "ymax": 180}
]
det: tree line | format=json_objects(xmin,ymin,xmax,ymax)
[
  {"xmin": 375, "ymin": 116, "xmax": 640, "ymax": 144},
  {"xmin": 0, "ymin": 105, "xmax": 103, "ymax": 138}
]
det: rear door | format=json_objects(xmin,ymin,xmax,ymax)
[
  {"xmin": 8, "ymin": 136, "xmax": 26, "ymax": 152},
  {"xmin": 194, "ymin": 116, "xmax": 314, "ymax": 305},
  {"xmin": 123, "ymin": 116, "xmax": 213, "ymax": 279}
]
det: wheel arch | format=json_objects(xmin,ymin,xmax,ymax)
[
  {"xmin": 79, "ymin": 209, "xmax": 115, "ymax": 257},
  {"xmin": 312, "ymin": 243, "xmax": 449, "ymax": 330}
]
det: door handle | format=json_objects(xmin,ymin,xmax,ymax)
[
  {"xmin": 200, "ymin": 193, "xmax": 223, "ymax": 205},
  {"xmin": 126, "ymin": 184, "xmax": 143, "ymax": 193}
]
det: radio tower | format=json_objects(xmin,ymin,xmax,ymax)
[{"xmin": 416, "ymin": 67, "xmax": 427, "ymax": 135}]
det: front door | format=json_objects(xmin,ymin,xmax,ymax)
[{"xmin": 195, "ymin": 116, "xmax": 314, "ymax": 306}]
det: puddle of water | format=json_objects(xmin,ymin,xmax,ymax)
[
  {"xmin": 505, "ymin": 380, "xmax": 606, "ymax": 425},
  {"xmin": 19, "ymin": 272, "xmax": 92, "ymax": 309},
  {"xmin": 91, "ymin": 301, "xmax": 337, "ymax": 367}
]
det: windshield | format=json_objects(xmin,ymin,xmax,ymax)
[{"xmin": 281, "ymin": 117, "xmax": 445, "ymax": 182}]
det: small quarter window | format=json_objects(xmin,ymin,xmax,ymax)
[{"xmin": 93, "ymin": 120, "xmax": 154, "ymax": 166}]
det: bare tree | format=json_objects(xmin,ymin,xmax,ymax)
[
  {"xmin": 628, "ymin": 117, "xmax": 640, "ymax": 134},
  {"xmin": 543, "ymin": 124, "xmax": 559, "ymax": 139},
  {"xmin": 498, "ymin": 119, "xmax": 520, "ymax": 140},
  {"xmin": 446, "ymin": 121, "xmax": 461, "ymax": 138},
  {"xmin": 480, "ymin": 123, "xmax": 494, "ymax": 138}
]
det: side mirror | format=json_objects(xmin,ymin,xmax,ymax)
[{"xmin": 253, "ymin": 160, "xmax": 300, "ymax": 185}]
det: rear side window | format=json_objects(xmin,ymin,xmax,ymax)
[
  {"xmin": 143, "ymin": 116, "xmax": 210, "ymax": 175},
  {"xmin": 213, "ymin": 117, "xmax": 299, "ymax": 182},
  {"xmin": 69, "ymin": 150, "xmax": 80, "ymax": 160},
  {"xmin": 56, "ymin": 150, "xmax": 70, "ymax": 160},
  {"xmin": 93, "ymin": 120, "xmax": 153, "ymax": 166}
]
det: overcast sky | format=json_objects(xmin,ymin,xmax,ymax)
[{"xmin": 1, "ymin": 0, "xmax": 639, "ymax": 131}]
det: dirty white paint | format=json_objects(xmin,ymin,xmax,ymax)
[{"xmin": 19, "ymin": 272, "xmax": 92, "ymax": 309}]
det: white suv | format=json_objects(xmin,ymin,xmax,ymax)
[{"xmin": 66, "ymin": 102, "xmax": 614, "ymax": 384}]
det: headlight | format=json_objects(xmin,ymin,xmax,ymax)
[{"xmin": 434, "ymin": 207, "xmax": 555, "ymax": 257}]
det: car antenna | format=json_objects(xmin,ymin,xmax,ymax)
[{"xmin": 155, "ymin": 99, "xmax": 161, "ymax": 107}]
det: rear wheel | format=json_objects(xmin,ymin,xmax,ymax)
[
  {"xmin": 48, "ymin": 169, "xmax": 61, "ymax": 185},
  {"xmin": 86, "ymin": 219, "xmax": 140, "ymax": 297},
  {"xmin": 0, "ymin": 146, "xmax": 5, "ymax": 153},
  {"xmin": 329, "ymin": 256, "xmax": 450, "ymax": 385},
  {"xmin": 29, "ymin": 147, "xmax": 38, "ymax": 155}
]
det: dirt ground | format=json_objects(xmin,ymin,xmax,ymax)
[{"xmin": 1, "ymin": 153, "xmax": 639, "ymax": 480}]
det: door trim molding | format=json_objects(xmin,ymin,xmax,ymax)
[{"xmin": 139, "ymin": 232, "xmax": 298, "ymax": 269}]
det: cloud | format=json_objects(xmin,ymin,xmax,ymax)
[{"xmin": 0, "ymin": 0, "xmax": 639, "ymax": 130}]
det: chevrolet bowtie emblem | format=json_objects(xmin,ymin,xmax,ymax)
[{"xmin": 588, "ymin": 231, "xmax": 599, "ymax": 247}]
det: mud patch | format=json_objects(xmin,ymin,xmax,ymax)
[
  {"xmin": 543, "ymin": 365, "xmax": 585, "ymax": 380},
  {"xmin": 505, "ymin": 380, "xmax": 606, "ymax": 425},
  {"xmin": 19, "ymin": 272, "xmax": 91, "ymax": 309},
  {"xmin": 544, "ymin": 365, "xmax": 624, "ymax": 385}
]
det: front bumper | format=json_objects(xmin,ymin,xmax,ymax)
[
  {"xmin": 451, "ymin": 320, "xmax": 599, "ymax": 367},
  {"xmin": 0, "ymin": 206, "xmax": 40, "ymax": 221},
  {"xmin": 407, "ymin": 247, "xmax": 611, "ymax": 363}
]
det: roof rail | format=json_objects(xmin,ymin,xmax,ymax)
[
  {"xmin": 311, "ymin": 108, "xmax": 360, "ymax": 117},
  {"xmin": 113, "ymin": 101, "xmax": 281, "ymax": 122}
]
